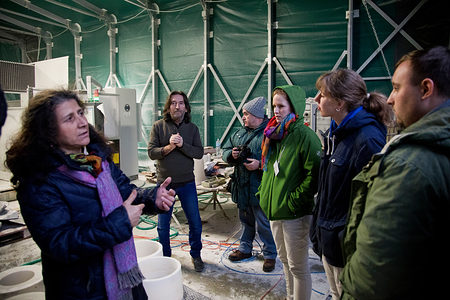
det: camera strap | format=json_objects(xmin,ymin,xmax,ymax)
[{"xmin": 241, "ymin": 129, "xmax": 259, "ymax": 147}]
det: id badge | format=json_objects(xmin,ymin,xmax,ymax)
[{"xmin": 273, "ymin": 161, "xmax": 279, "ymax": 176}]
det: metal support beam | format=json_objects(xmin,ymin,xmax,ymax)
[
  {"xmin": 150, "ymin": 1, "xmax": 160, "ymax": 125},
  {"xmin": 201, "ymin": 0, "xmax": 211, "ymax": 146},
  {"xmin": 357, "ymin": 0, "xmax": 427, "ymax": 75},
  {"xmin": 46, "ymin": 0, "xmax": 98, "ymax": 19},
  {"xmin": 104, "ymin": 21, "xmax": 121, "ymax": 88},
  {"xmin": 187, "ymin": 65, "xmax": 204, "ymax": 99},
  {"xmin": 346, "ymin": 0, "xmax": 354, "ymax": 69},
  {"xmin": 137, "ymin": 1, "xmax": 163, "ymax": 127},
  {"xmin": 0, "ymin": 12, "xmax": 52, "ymax": 40},
  {"xmin": 208, "ymin": 63, "xmax": 243, "ymax": 126},
  {"xmin": 267, "ymin": 0, "xmax": 276, "ymax": 117},
  {"xmin": 0, "ymin": 12, "xmax": 53, "ymax": 61},
  {"xmin": 365, "ymin": 0, "xmax": 422, "ymax": 50},
  {"xmin": 10, "ymin": 0, "xmax": 71, "ymax": 27},
  {"xmin": 0, "ymin": 30, "xmax": 27, "ymax": 62},
  {"xmin": 273, "ymin": 57, "xmax": 293, "ymax": 85},
  {"xmin": 220, "ymin": 59, "xmax": 268, "ymax": 142},
  {"xmin": 9, "ymin": 0, "xmax": 85, "ymax": 89},
  {"xmin": 71, "ymin": 0, "xmax": 120, "ymax": 88},
  {"xmin": 73, "ymin": 28, "xmax": 86, "ymax": 90}
]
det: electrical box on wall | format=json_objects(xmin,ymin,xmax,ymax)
[
  {"xmin": 305, "ymin": 97, "xmax": 331, "ymax": 143},
  {"xmin": 104, "ymin": 87, "xmax": 139, "ymax": 180}
]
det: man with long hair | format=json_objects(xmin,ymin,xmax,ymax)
[{"xmin": 148, "ymin": 91, "xmax": 205, "ymax": 272}]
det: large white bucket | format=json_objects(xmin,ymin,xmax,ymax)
[
  {"xmin": 139, "ymin": 256, "xmax": 183, "ymax": 300},
  {"xmin": 134, "ymin": 239, "xmax": 163, "ymax": 262},
  {"xmin": 0, "ymin": 265, "xmax": 44, "ymax": 298},
  {"xmin": 6, "ymin": 292, "xmax": 46, "ymax": 300}
]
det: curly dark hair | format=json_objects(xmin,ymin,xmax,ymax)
[{"xmin": 5, "ymin": 89, "xmax": 109, "ymax": 188}]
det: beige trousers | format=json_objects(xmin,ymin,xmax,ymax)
[
  {"xmin": 322, "ymin": 255, "xmax": 343, "ymax": 300},
  {"xmin": 270, "ymin": 216, "xmax": 312, "ymax": 300}
]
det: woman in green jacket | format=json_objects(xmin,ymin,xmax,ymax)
[{"xmin": 257, "ymin": 85, "xmax": 321, "ymax": 300}]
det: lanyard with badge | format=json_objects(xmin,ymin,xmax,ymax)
[{"xmin": 273, "ymin": 145, "xmax": 285, "ymax": 176}]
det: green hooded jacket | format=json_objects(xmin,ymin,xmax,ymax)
[
  {"xmin": 340, "ymin": 100, "xmax": 450, "ymax": 300},
  {"xmin": 257, "ymin": 85, "xmax": 322, "ymax": 220}
]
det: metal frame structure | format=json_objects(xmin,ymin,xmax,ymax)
[
  {"xmin": 356, "ymin": 0, "xmax": 426, "ymax": 80},
  {"xmin": 0, "ymin": 0, "xmax": 431, "ymax": 147},
  {"xmin": 0, "ymin": 10, "xmax": 53, "ymax": 62},
  {"xmin": 7, "ymin": 0, "xmax": 86, "ymax": 89}
]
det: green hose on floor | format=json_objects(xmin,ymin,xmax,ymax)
[
  {"xmin": 21, "ymin": 215, "xmax": 179, "ymax": 266},
  {"xmin": 136, "ymin": 214, "xmax": 179, "ymax": 240}
]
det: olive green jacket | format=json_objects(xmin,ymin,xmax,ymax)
[{"xmin": 341, "ymin": 100, "xmax": 450, "ymax": 300}]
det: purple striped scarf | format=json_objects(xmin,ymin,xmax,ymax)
[{"xmin": 58, "ymin": 161, "xmax": 143, "ymax": 300}]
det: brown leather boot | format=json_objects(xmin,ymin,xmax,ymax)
[
  {"xmin": 228, "ymin": 250, "xmax": 252, "ymax": 262},
  {"xmin": 263, "ymin": 258, "xmax": 276, "ymax": 272}
]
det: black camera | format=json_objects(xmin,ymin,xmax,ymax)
[{"xmin": 235, "ymin": 145, "xmax": 252, "ymax": 163}]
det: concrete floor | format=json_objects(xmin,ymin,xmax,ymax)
[{"xmin": 0, "ymin": 177, "xmax": 331, "ymax": 299}]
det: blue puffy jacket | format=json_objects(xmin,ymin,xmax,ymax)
[
  {"xmin": 310, "ymin": 108, "xmax": 386, "ymax": 267},
  {"xmin": 17, "ymin": 143, "xmax": 159, "ymax": 299}
]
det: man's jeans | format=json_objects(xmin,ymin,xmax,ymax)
[
  {"xmin": 157, "ymin": 181, "xmax": 202, "ymax": 258},
  {"xmin": 238, "ymin": 205, "xmax": 277, "ymax": 259}
]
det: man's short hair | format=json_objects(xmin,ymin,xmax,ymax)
[{"xmin": 395, "ymin": 46, "xmax": 450, "ymax": 98}]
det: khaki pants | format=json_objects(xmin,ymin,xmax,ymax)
[
  {"xmin": 322, "ymin": 255, "xmax": 343, "ymax": 300},
  {"xmin": 270, "ymin": 216, "xmax": 312, "ymax": 300}
]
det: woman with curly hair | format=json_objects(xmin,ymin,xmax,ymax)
[{"xmin": 6, "ymin": 89, "xmax": 175, "ymax": 300}]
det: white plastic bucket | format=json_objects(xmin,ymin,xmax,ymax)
[
  {"xmin": 0, "ymin": 265, "xmax": 44, "ymax": 298},
  {"xmin": 134, "ymin": 239, "xmax": 163, "ymax": 262},
  {"xmin": 139, "ymin": 256, "xmax": 183, "ymax": 300},
  {"xmin": 6, "ymin": 291, "xmax": 46, "ymax": 300}
]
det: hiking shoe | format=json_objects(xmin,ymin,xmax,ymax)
[
  {"xmin": 192, "ymin": 257, "xmax": 204, "ymax": 272},
  {"xmin": 263, "ymin": 258, "xmax": 276, "ymax": 272},
  {"xmin": 228, "ymin": 250, "xmax": 252, "ymax": 262}
]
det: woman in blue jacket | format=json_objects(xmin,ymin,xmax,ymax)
[
  {"xmin": 310, "ymin": 69, "xmax": 392, "ymax": 300},
  {"xmin": 6, "ymin": 89, "xmax": 175, "ymax": 300}
]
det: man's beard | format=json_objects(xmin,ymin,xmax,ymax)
[
  {"xmin": 393, "ymin": 115, "xmax": 406, "ymax": 132},
  {"xmin": 171, "ymin": 111, "xmax": 185, "ymax": 123}
]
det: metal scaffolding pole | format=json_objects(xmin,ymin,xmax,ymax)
[
  {"xmin": 0, "ymin": 30, "xmax": 27, "ymax": 63},
  {"xmin": 72, "ymin": 0, "xmax": 120, "ymax": 88},
  {"xmin": 0, "ymin": 12, "xmax": 53, "ymax": 61},
  {"xmin": 201, "ymin": 0, "xmax": 211, "ymax": 146},
  {"xmin": 150, "ymin": 2, "xmax": 160, "ymax": 125},
  {"xmin": 347, "ymin": 0, "xmax": 354, "ymax": 69},
  {"xmin": 10, "ymin": 0, "xmax": 85, "ymax": 89},
  {"xmin": 267, "ymin": 0, "xmax": 276, "ymax": 117}
]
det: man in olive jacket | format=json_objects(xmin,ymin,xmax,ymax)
[
  {"xmin": 222, "ymin": 96, "xmax": 277, "ymax": 272},
  {"xmin": 341, "ymin": 46, "xmax": 450, "ymax": 299}
]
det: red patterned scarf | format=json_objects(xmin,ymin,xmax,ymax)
[{"xmin": 261, "ymin": 113, "xmax": 297, "ymax": 171}]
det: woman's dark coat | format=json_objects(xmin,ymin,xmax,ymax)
[
  {"xmin": 310, "ymin": 108, "xmax": 386, "ymax": 267},
  {"xmin": 17, "ymin": 143, "xmax": 159, "ymax": 299}
]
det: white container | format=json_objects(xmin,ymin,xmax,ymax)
[
  {"xmin": 134, "ymin": 239, "xmax": 163, "ymax": 262},
  {"xmin": 6, "ymin": 292, "xmax": 46, "ymax": 300},
  {"xmin": 139, "ymin": 256, "xmax": 183, "ymax": 300},
  {"xmin": 0, "ymin": 265, "xmax": 44, "ymax": 298}
]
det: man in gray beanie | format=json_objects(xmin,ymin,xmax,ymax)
[{"xmin": 222, "ymin": 96, "xmax": 277, "ymax": 272}]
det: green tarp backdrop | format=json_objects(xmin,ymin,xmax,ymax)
[{"xmin": 1, "ymin": 0, "xmax": 448, "ymax": 169}]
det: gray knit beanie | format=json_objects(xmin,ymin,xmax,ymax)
[{"xmin": 243, "ymin": 96, "xmax": 266, "ymax": 118}]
